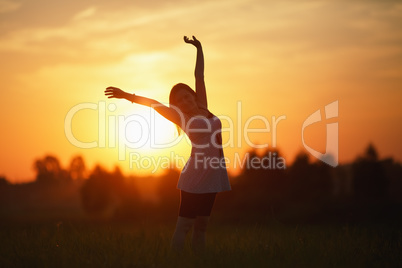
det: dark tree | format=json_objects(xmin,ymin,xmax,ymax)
[
  {"xmin": 80, "ymin": 165, "xmax": 116, "ymax": 216},
  {"xmin": 34, "ymin": 155, "xmax": 70, "ymax": 185},
  {"xmin": 287, "ymin": 151, "xmax": 332, "ymax": 206},
  {"xmin": 80, "ymin": 165, "xmax": 139, "ymax": 218},
  {"xmin": 352, "ymin": 144, "xmax": 388, "ymax": 204},
  {"xmin": 69, "ymin": 155, "xmax": 87, "ymax": 180}
]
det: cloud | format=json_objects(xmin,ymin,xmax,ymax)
[
  {"xmin": 0, "ymin": 0, "xmax": 22, "ymax": 13},
  {"xmin": 0, "ymin": 0, "xmax": 244, "ymax": 63},
  {"xmin": 1, "ymin": 0, "xmax": 401, "ymax": 82},
  {"xmin": 72, "ymin": 6, "xmax": 97, "ymax": 21}
]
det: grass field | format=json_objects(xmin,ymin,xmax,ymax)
[{"xmin": 0, "ymin": 219, "xmax": 400, "ymax": 268}]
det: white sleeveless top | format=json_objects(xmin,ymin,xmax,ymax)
[{"xmin": 177, "ymin": 111, "xmax": 232, "ymax": 193}]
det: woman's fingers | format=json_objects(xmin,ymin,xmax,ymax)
[
  {"xmin": 184, "ymin": 35, "xmax": 196, "ymax": 44},
  {"xmin": 184, "ymin": 36, "xmax": 191, "ymax": 43},
  {"xmin": 105, "ymin": 86, "xmax": 126, "ymax": 99},
  {"xmin": 105, "ymin": 87, "xmax": 119, "ymax": 98},
  {"xmin": 105, "ymin": 87, "xmax": 120, "ymax": 93},
  {"xmin": 184, "ymin": 35, "xmax": 201, "ymax": 48}
]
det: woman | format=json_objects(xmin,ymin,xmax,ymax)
[{"xmin": 104, "ymin": 36, "xmax": 231, "ymax": 252}]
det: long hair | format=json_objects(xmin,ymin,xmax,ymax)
[{"xmin": 169, "ymin": 83, "xmax": 197, "ymax": 135}]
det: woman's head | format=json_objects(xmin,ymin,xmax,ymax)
[{"xmin": 169, "ymin": 83, "xmax": 198, "ymax": 114}]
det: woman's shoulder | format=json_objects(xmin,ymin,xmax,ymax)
[{"xmin": 198, "ymin": 106, "xmax": 214, "ymax": 118}]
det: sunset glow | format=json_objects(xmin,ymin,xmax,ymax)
[{"xmin": 1, "ymin": 0, "xmax": 401, "ymax": 183}]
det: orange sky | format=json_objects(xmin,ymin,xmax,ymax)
[{"xmin": 1, "ymin": 0, "xmax": 401, "ymax": 183}]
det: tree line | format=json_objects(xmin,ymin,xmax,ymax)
[{"xmin": 0, "ymin": 143, "xmax": 401, "ymax": 223}]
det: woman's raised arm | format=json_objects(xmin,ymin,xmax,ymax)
[
  {"xmin": 105, "ymin": 86, "xmax": 184, "ymax": 127},
  {"xmin": 184, "ymin": 36, "xmax": 207, "ymax": 110}
]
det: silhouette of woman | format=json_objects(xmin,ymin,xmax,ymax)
[{"xmin": 104, "ymin": 36, "xmax": 231, "ymax": 252}]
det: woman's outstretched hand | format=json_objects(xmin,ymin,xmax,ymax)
[
  {"xmin": 104, "ymin": 86, "xmax": 129, "ymax": 99},
  {"xmin": 184, "ymin": 35, "xmax": 201, "ymax": 48}
]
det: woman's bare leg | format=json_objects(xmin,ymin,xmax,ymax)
[
  {"xmin": 171, "ymin": 216, "xmax": 195, "ymax": 251},
  {"xmin": 192, "ymin": 216, "xmax": 210, "ymax": 253}
]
